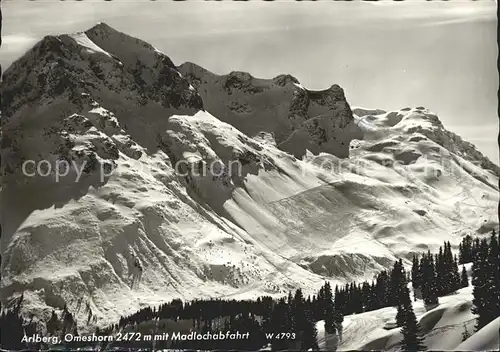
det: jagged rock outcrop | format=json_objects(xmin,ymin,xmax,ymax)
[{"xmin": 178, "ymin": 62, "xmax": 363, "ymax": 159}]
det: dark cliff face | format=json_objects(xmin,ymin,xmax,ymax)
[
  {"xmin": 0, "ymin": 21, "xmax": 362, "ymax": 191},
  {"xmin": 0, "ymin": 24, "xmax": 205, "ymax": 188},
  {"xmin": 177, "ymin": 62, "xmax": 363, "ymax": 159},
  {"xmin": 1, "ymin": 24, "xmax": 203, "ymax": 122}
]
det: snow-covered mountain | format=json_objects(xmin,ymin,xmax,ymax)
[
  {"xmin": 177, "ymin": 62, "xmax": 363, "ymax": 159},
  {"xmin": 1, "ymin": 23, "xmax": 498, "ymax": 332}
]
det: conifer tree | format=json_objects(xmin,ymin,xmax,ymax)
[
  {"xmin": 486, "ymin": 232, "xmax": 500, "ymax": 320},
  {"xmin": 333, "ymin": 285, "xmax": 342, "ymax": 312},
  {"xmin": 361, "ymin": 281, "xmax": 372, "ymax": 312},
  {"xmin": 317, "ymin": 285, "xmax": 325, "ymax": 320},
  {"xmin": 287, "ymin": 291, "xmax": 295, "ymax": 332},
  {"xmin": 352, "ymin": 283, "xmax": 364, "ymax": 314},
  {"xmin": 472, "ymin": 238, "xmax": 480, "ymax": 261},
  {"xmin": 400, "ymin": 287, "xmax": 427, "ymax": 352},
  {"xmin": 389, "ymin": 259, "xmax": 407, "ymax": 307},
  {"xmin": 471, "ymin": 238, "xmax": 490, "ymax": 330},
  {"xmin": 292, "ymin": 288, "xmax": 311, "ymax": 348},
  {"xmin": 451, "ymin": 254, "xmax": 461, "ymax": 291},
  {"xmin": 420, "ymin": 252, "xmax": 438, "ymax": 306},
  {"xmin": 374, "ymin": 270, "xmax": 389, "ymax": 309},
  {"xmin": 369, "ymin": 281, "xmax": 378, "ymax": 310},
  {"xmin": 271, "ymin": 299, "xmax": 292, "ymax": 351},
  {"xmin": 474, "ymin": 233, "xmax": 500, "ymax": 329},
  {"xmin": 444, "ymin": 242, "xmax": 455, "ymax": 293},
  {"xmin": 459, "ymin": 234, "xmax": 473, "ymax": 264},
  {"xmin": 460, "ymin": 265, "xmax": 469, "ymax": 288},
  {"xmin": 344, "ymin": 283, "xmax": 351, "ymax": 314},
  {"xmin": 436, "ymin": 246, "xmax": 445, "ymax": 295},
  {"xmin": 458, "ymin": 242, "xmax": 464, "ymax": 264},
  {"xmin": 302, "ymin": 304, "xmax": 319, "ymax": 351},
  {"xmin": 323, "ymin": 282, "xmax": 336, "ymax": 334},
  {"xmin": 396, "ymin": 285, "xmax": 412, "ymax": 327},
  {"xmin": 333, "ymin": 287, "xmax": 344, "ymax": 341},
  {"xmin": 411, "ymin": 255, "xmax": 421, "ymax": 292}
]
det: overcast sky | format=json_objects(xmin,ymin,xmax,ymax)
[{"xmin": 1, "ymin": 0, "xmax": 498, "ymax": 163}]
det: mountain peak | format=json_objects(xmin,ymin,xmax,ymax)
[
  {"xmin": 178, "ymin": 61, "xmax": 211, "ymax": 74},
  {"xmin": 5, "ymin": 23, "xmax": 120, "ymax": 72},
  {"xmin": 89, "ymin": 21, "xmax": 115, "ymax": 32},
  {"xmin": 84, "ymin": 22, "xmax": 128, "ymax": 43},
  {"xmin": 177, "ymin": 64, "xmax": 362, "ymax": 158},
  {"xmin": 272, "ymin": 74, "xmax": 300, "ymax": 87},
  {"xmin": 1, "ymin": 22, "xmax": 203, "ymax": 122}
]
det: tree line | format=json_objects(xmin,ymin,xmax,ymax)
[
  {"xmin": 1, "ymin": 230, "xmax": 498, "ymax": 351},
  {"xmin": 411, "ymin": 241, "xmax": 465, "ymax": 306},
  {"xmin": 402, "ymin": 230, "xmax": 499, "ymax": 351}
]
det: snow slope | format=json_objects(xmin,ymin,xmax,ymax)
[
  {"xmin": 1, "ymin": 23, "xmax": 498, "ymax": 333},
  {"xmin": 454, "ymin": 317, "xmax": 500, "ymax": 351},
  {"xmin": 317, "ymin": 268, "xmax": 499, "ymax": 351}
]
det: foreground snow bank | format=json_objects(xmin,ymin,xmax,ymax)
[
  {"xmin": 454, "ymin": 317, "xmax": 500, "ymax": 351},
  {"xmin": 317, "ymin": 286, "xmax": 497, "ymax": 351}
]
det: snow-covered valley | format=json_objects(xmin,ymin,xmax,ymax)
[{"xmin": 1, "ymin": 23, "xmax": 498, "ymax": 337}]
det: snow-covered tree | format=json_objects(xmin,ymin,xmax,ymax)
[
  {"xmin": 471, "ymin": 238, "xmax": 490, "ymax": 330},
  {"xmin": 400, "ymin": 288, "xmax": 427, "ymax": 352},
  {"xmin": 420, "ymin": 252, "xmax": 439, "ymax": 306},
  {"xmin": 388, "ymin": 259, "xmax": 407, "ymax": 307}
]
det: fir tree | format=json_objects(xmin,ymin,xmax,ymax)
[
  {"xmin": 459, "ymin": 235, "xmax": 474, "ymax": 264},
  {"xmin": 388, "ymin": 259, "xmax": 407, "ymax": 307},
  {"xmin": 374, "ymin": 270, "xmax": 389, "ymax": 309},
  {"xmin": 471, "ymin": 238, "xmax": 490, "ymax": 330},
  {"xmin": 333, "ymin": 286, "xmax": 344, "ymax": 341},
  {"xmin": 302, "ymin": 305, "xmax": 319, "ymax": 351},
  {"xmin": 400, "ymin": 288, "xmax": 427, "ymax": 352},
  {"xmin": 443, "ymin": 242, "xmax": 455, "ymax": 293},
  {"xmin": 323, "ymin": 282, "xmax": 336, "ymax": 334},
  {"xmin": 472, "ymin": 238, "xmax": 480, "ymax": 261},
  {"xmin": 352, "ymin": 283, "xmax": 364, "ymax": 313},
  {"xmin": 458, "ymin": 242, "xmax": 464, "ymax": 264},
  {"xmin": 292, "ymin": 289, "xmax": 305, "ymax": 332},
  {"xmin": 476, "ymin": 233, "xmax": 500, "ymax": 329},
  {"xmin": 451, "ymin": 254, "xmax": 461, "ymax": 291},
  {"xmin": 396, "ymin": 285, "xmax": 412, "ymax": 327},
  {"xmin": 460, "ymin": 265, "xmax": 469, "ymax": 288},
  {"xmin": 488, "ymin": 232, "xmax": 500, "ymax": 313},
  {"xmin": 368, "ymin": 281, "xmax": 378, "ymax": 310},
  {"xmin": 317, "ymin": 285, "xmax": 325, "ymax": 318},
  {"xmin": 271, "ymin": 299, "xmax": 293, "ymax": 351},
  {"xmin": 361, "ymin": 281, "xmax": 373, "ymax": 312},
  {"xmin": 465, "ymin": 235, "xmax": 474, "ymax": 262},
  {"xmin": 420, "ymin": 252, "xmax": 439, "ymax": 306},
  {"xmin": 411, "ymin": 256, "xmax": 422, "ymax": 301},
  {"xmin": 411, "ymin": 255, "xmax": 421, "ymax": 292},
  {"xmin": 435, "ymin": 246, "xmax": 445, "ymax": 295}
]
